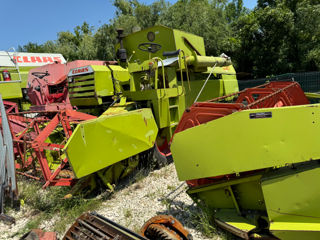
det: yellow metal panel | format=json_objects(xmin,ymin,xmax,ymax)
[
  {"xmin": 69, "ymin": 80, "xmax": 95, "ymax": 87},
  {"xmin": 171, "ymin": 104, "xmax": 320, "ymax": 181},
  {"xmin": 271, "ymin": 230, "xmax": 320, "ymax": 240},
  {"xmin": 215, "ymin": 210, "xmax": 257, "ymax": 232},
  {"xmin": 69, "ymin": 86, "xmax": 95, "ymax": 92},
  {"xmin": 65, "ymin": 108, "xmax": 158, "ymax": 178},
  {"xmin": 173, "ymin": 29, "xmax": 206, "ymax": 56},
  {"xmin": 69, "ymin": 92, "xmax": 95, "ymax": 97},
  {"xmin": 0, "ymin": 81, "xmax": 23, "ymax": 99},
  {"xmin": 262, "ymin": 165, "xmax": 320, "ymax": 237},
  {"xmin": 108, "ymin": 65, "xmax": 130, "ymax": 83}
]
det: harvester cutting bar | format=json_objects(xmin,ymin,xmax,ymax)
[
  {"xmin": 4, "ymin": 109, "xmax": 95, "ymax": 188},
  {"xmin": 173, "ymin": 81, "xmax": 310, "ymax": 187}
]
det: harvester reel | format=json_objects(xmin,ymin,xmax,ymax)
[{"xmin": 138, "ymin": 42, "xmax": 162, "ymax": 53}]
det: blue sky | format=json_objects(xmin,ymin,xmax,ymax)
[{"xmin": 2, "ymin": 0, "xmax": 257, "ymax": 50}]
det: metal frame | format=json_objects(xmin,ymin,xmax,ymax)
[{"xmin": 7, "ymin": 109, "xmax": 95, "ymax": 188}]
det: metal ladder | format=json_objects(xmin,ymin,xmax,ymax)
[{"xmin": 168, "ymin": 96, "xmax": 180, "ymax": 137}]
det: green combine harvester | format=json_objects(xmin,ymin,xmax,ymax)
[
  {"xmin": 64, "ymin": 25, "xmax": 238, "ymax": 188},
  {"xmin": 0, "ymin": 50, "xmax": 66, "ymax": 110}
]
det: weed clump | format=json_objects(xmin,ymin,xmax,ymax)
[{"xmin": 18, "ymin": 180, "xmax": 103, "ymax": 235}]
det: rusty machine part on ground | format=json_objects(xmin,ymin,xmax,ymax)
[
  {"xmin": 140, "ymin": 215, "xmax": 192, "ymax": 240},
  {"xmin": 63, "ymin": 212, "xmax": 191, "ymax": 240}
]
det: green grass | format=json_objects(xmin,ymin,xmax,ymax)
[
  {"xmin": 188, "ymin": 203, "xmax": 232, "ymax": 240},
  {"xmin": 123, "ymin": 209, "xmax": 132, "ymax": 218},
  {"xmin": 17, "ymin": 179, "xmax": 103, "ymax": 236},
  {"xmin": 167, "ymin": 185, "xmax": 176, "ymax": 191},
  {"xmin": 189, "ymin": 207, "xmax": 218, "ymax": 238}
]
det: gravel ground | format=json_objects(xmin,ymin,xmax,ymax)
[
  {"xmin": 95, "ymin": 164, "xmax": 223, "ymax": 240},
  {"xmin": 0, "ymin": 205, "xmax": 35, "ymax": 239},
  {"xmin": 0, "ymin": 164, "xmax": 225, "ymax": 240}
]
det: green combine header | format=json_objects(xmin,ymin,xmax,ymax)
[{"xmin": 171, "ymin": 80, "xmax": 320, "ymax": 239}]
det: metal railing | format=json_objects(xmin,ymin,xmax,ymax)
[{"xmin": 238, "ymin": 72, "xmax": 320, "ymax": 93}]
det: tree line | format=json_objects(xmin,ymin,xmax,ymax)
[{"xmin": 18, "ymin": 0, "xmax": 320, "ymax": 78}]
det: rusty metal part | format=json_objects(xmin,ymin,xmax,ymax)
[
  {"xmin": 145, "ymin": 224, "xmax": 182, "ymax": 240},
  {"xmin": 16, "ymin": 171, "xmax": 41, "ymax": 181},
  {"xmin": 140, "ymin": 215, "xmax": 192, "ymax": 240},
  {"xmin": 215, "ymin": 218, "xmax": 278, "ymax": 240},
  {"xmin": 214, "ymin": 218, "xmax": 249, "ymax": 240},
  {"xmin": 63, "ymin": 212, "xmax": 147, "ymax": 240},
  {"xmin": 20, "ymin": 229, "xmax": 57, "ymax": 240},
  {"xmin": 3, "ymin": 100, "xmax": 19, "ymax": 114}
]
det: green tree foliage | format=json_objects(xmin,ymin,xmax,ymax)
[
  {"xmin": 234, "ymin": 0, "xmax": 320, "ymax": 76},
  {"xmin": 94, "ymin": 24, "xmax": 118, "ymax": 60},
  {"xmin": 55, "ymin": 22, "xmax": 97, "ymax": 61},
  {"xmin": 112, "ymin": 0, "xmax": 168, "ymax": 33},
  {"xmin": 235, "ymin": 6, "xmax": 295, "ymax": 76},
  {"xmin": 18, "ymin": 0, "xmax": 320, "ymax": 77},
  {"xmin": 158, "ymin": 0, "xmax": 236, "ymax": 56},
  {"xmin": 226, "ymin": 0, "xmax": 249, "ymax": 23},
  {"xmin": 295, "ymin": 0, "xmax": 320, "ymax": 70}
]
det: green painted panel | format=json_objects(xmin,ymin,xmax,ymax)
[
  {"xmin": 173, "ymin": 28, "xmax": 206, "ymax": 56},
  {"xmin": 120, "ymin": 26, "xmax": 176, "ymax": 63},
  {"xmin": 69, "ymin": 80, "xmax": 95, "ymax": 87},
  {"xmin": 92, "ymin": 65, "xmax": 114, "ymax": 97},
  {"xmin": 171, "ymin": 104, "xmax": 320, "ymax": 181},
  {"xmin": 271, "ymin": 230, "xmax": 320, "ymax": 240},
  {"xmin": 185, "ymin": 80, "xmax": 224, "ymax": 107},
  {"xmin": 65, "ymin": 108, "xmax": 158, "ymax": 178},
  {"xmin": 70, "ymin": 92, "xmax": 95, "ymax": 97},
  {"xmin": 69, "ymin": 98, "xmax": 98, "ymax": 106},
  {"xmin": 215, "ymin": 209, "xmax": 257, "ymax": 233},
  {"xmin": 262, "ymin": 164, "xmax": 320, "ymax": 235},
  {"xmin": 188, "ymin": 175, "xmax": 264, "ymax": 212},
  {"xmin": 0, "ymin": 81, "xmax": 23, "ymax": 99},
  {"xmin": 124, "ymin": 87, "xmax": 185, "ymax": 129},
  {"xmin": 69, "ymin": 86, "xmax": 95, "ymax": 92}
]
